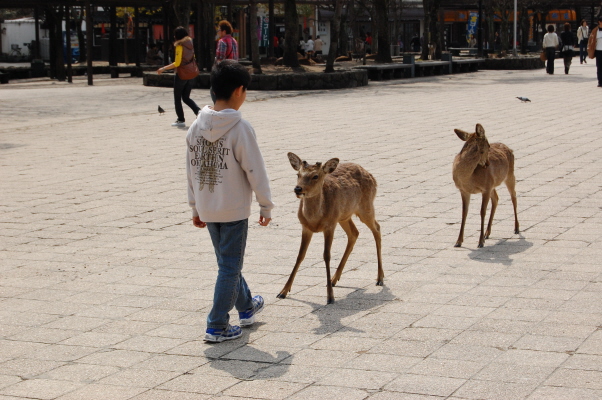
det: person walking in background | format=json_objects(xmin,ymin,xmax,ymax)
[
  {"xmin": 305, "ymin": 37, "xmax": 314, "ymax": 60},
  {"xmin": 157, "ymin": 26, "xmax": 200, "ymax": 127},
  {"xmin": 587, "ymin": 15, "xmax": 602, "ymax": 87},
  {"xmin": 211, "ymin": 20, "xmax": 239, "ymax": 103},
  {"xmin": 577, "ymin": 19, "xmax": 590, "ymax": 64},
  {"xmin": 215, "ymin": 20, "xmax": 238, "ymax": 63},
  {"xmin": 543, "ymin": 25, "xmax": 559, "ymax": 75},
  {"xmin": 314, "ymin": 36, "xmax": 324, "ymax": 59},
  {"xmin": 560, "ymin": 23, "xmax": 575, "ymax": 74},
  {"xmin": 410, "ymin": 34, "xmax": 420, "ymax": 52}
]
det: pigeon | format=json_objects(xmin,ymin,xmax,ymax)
[
  {"xmin": 158, "ymin": 105, "xmax": 165, "ymax": 115},
  {"xmin": 516, "ymin": 97, "xmax": 531, "ymax": 102}
]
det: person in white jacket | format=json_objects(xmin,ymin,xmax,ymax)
[
  {"xmin": 186, "ymin": 60, "xmax": 274, "ymax": 343},
  {"xmin": 577, "ymin": 19, "xmax": 590, "ymax": 64},
  {"xmin": 542, "ymin": 25, "xmax": 559, "ymax": 74}
]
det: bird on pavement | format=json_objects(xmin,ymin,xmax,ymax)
[
  {"xmin": 158, "ymin": 105, "xmax": 165, "ymax": 115},
  {"xmin": 516, "ymin": 97, "xmax": 531, "ymax": 102}
]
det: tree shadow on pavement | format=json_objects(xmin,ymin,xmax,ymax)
[
  {"xmin": 287, "ymin": 284, "xmax": 396, "ymax": 335},
  {"xmin": 467, "ymin": 235, "xmax": 532, "ymax": 265}
]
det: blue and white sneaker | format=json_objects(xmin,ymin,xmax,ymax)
[
  {"xmin": 239, "ymin": 295, "xmax": 265, "ymax": 327},
  {"xmin": 204, "ymin": 325, "xmax": 242, "ymax": 343}
]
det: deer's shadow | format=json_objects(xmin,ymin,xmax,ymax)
[
  {"xmin": 287, "ymin": 284, "xmax": 395, "ymax": 335},
  {"xmin": 467, "ymin": 235, "xmax": 532, "ymax": 265}
]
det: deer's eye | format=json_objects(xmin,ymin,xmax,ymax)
[{"xmin": 312, "ymin": 175, "xmax": 319, "ymax": 180}]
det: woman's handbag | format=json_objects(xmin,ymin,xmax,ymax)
[
  {"xmin": 177, "ymin": 57, "xmax": 200, "ymax": 80},
  {"xmin": 540, "ymin": 50, "xmax": 547, "ymax": 62}
]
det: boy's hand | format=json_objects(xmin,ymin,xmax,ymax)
[
  {"xmin": 192, "ymin": 216, "xmax": 206, "ymax": 228},
  {"xmin": 259, "ymin": 216, "xmax": 271, "ymax": 226}
]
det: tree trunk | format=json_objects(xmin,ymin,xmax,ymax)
[
  {"xmin": 374, "ymin": 0, "xmax": 391, "ymax": 62},
  {"xmin": 283, "ymin": 0, "xmax": 300, "ymax": 68},
  {"xmin": 325, "ymin": 0, "xmax": 343, "ymax": 72},
  {"xmin": 422, "ymin": 0, "xmax": 442, "ymax": 60},
  {"xmin": 199, "ymin": 0, "xmax": 215, "ymax": 71},
  {"xmin": 46, "ymin": 6, "xmax": 66, "ymax": 81},
  {"xmin": 249, "ymin": 0, "xmax": 262, "ymax": 73},
  {"xmin": 172, "ymin": 0, "xmax": 191, "ymax": 29}
]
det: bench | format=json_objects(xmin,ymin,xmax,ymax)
[
  {"xmin": 414, "ymin": 60, "xmax": 452, "ymax": 76},
  {"xmin": 110, "ymin": 66, "xmax": 145, "ymax": 78},
  {"xmin": 0, "ymin": 72, "xmax": 9, "ymax": 84},
  {"xmin": 449, "ymin": 47, "xmax": 478, "ymax": 56},
  {"xmin": 353, "ymin": 63, "xmax": 413, "ymax": 80},
  {"xmin": 452, "ymin": 59, "xmax": 483, "ymax": 73}
]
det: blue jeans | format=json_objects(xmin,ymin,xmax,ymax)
[
  {"xmin": 174, "ymin": 74, "xmax": 200, "ymax": 122},
  {"xmin": 580, "ymin": 39, "xmax": 588, "ymax": 63},
  {"xmin": 206, "ymin": 219, "xmax": 253, "ymax": 329}
]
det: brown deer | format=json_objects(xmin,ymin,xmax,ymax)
[
  {"xmin": 452, "ymin": 123, "xmax": 519, "ymax": 248},
  {"xmin": 277, "ymin": 153, "xmax": 384, "ymax": 304}
]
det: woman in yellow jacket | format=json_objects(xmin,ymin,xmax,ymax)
[
  {"xmin": 157, "ymin": 27, "xmax": 200, "ymax": 126},
  {"xmin": 587, "ymin": 15, "xmax": 602, "ymax": 88}
]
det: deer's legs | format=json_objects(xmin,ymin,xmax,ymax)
[
  {"xmin": 277, "ymin": 228, "xmax": 313, "ymax": 299},
  {"xmin": 478, "ymin": 191, "xmax": 491, "ymax": 248},
  {"xmin": 455, "ymin": 192, "xmax": 471, "ymax": 247},
  {"xmin": 323, "ymin": 228, "xmax": 336, "ymax": 304},
  {"xmin": 506, "ymin": 175, "xmax": 520, "ymax": 234},
  {"xmin": 360, "ymin": 216, "xmax": 384, "ymax": 286},
  {"xmin": 485, "ymin": 189, "xmax": 498, "ymax": 239},
  {"xmin": 331, "ymin": 219, "xmax": 359, "ymax": 287}
]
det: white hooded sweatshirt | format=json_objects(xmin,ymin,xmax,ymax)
[{"xmin": 186, "ymin": 105, "xmax": 274, "ymax": 222}]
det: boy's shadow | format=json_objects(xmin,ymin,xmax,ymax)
[
  {"xmin": 467, "ymin": 235, "xmax": 532, "ymax": 265},
  {"xmin": 203, "ymin": 323, "xmax": 292, "ymax": 379},
  {"xmin": 288, "ymin": 284, "xmax": 396, "ymax": 335}
]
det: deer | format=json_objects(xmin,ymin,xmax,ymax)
[
  {"xmin": 277, "ymin": 153, "xmax": 384, "ymax": 304},
  {"xmin": 452, "ymin": 123, "xmax": 519, "ymax": 248}
]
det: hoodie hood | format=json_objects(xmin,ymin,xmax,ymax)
[
  {"xmin": 195, "ymin": 105, "xmax": 242, "ymax": 143},
  {"xmin": 181, "ymin": 37, "xmax": 194, "ymax": 51}
]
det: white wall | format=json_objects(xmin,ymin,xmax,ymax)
[{"xmin": 1, "ymin": 18, "xmax": 37, "ymax": 56}]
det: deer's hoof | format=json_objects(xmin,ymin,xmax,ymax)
[
  {"xmin": 478, "ymin": 242, "xmax": 484, "ymax": 248},
  {"xmin": 454, "ymin": 243, "xmax": 462, "ymax": 248},
  {"xmin": 376, "ymin": 280, "xmax": 384, "ymax": 286},
  {"xmin": 514, "ymin": 229, "xmax": 520, "ymax": 234},
  {"xmin": 327, "ymin": 298, "xmax": 335, "ymax": 305},
  {"xmin": 276, "ymin": 292, "xmax": 287, "ymax": 299}
]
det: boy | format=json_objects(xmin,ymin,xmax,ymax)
[{"xmin": 186, "ymin": 60, "xmax": 274, "ymax": 343}]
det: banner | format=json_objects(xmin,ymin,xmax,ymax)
[
  {"xmin": 467, "ymin": 12, "xmax": 478, "ymax": 45},
  {"xmin": 261, "ymin": 17, "xmax": 269, "ymax": 47}
]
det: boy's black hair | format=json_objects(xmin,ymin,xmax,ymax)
[
  {"xmin": 211, "ymin": 60, "xmax": 250, "ymax": 101},
  {"xmin": 547, "ymin": 25, "xmax": 555, "ymax": 33},
  {"xmin": 174, "ymin": 26, "xmax": 188, "ymax": 40}
]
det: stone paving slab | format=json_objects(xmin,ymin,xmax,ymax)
[{"xmin": 1, "ymin": 59, "xmax": 601, "ymax": 399}]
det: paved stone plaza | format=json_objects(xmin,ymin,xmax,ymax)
[{"xmin": 1, "ymin": 59, "xmax": 601, "ymax": 400}]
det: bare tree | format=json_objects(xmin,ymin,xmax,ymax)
[
  {"xmin": 422, "ymin": 0, "xmax": 442, "ymax": 60},
  {"xmin": 283, "ymin": 0, "xmax": 301, "ymax": 68},
  {"xmin": 325, "ymin": 0, "xmax": 344, "ymax": 72},
  {"xmin": 249, "ymin": 0, "xmax": 262, "ymax": 73},
  {"xmin": 373, "ymin": 0, "xmax": 392, "ymax": 62}
]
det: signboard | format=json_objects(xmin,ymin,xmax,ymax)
[
  {"xmin": 261, "ymin": 17, "xmax": 269, "ymax": 47},
  {"xmin": 467, "ymin": 11, "xmax": 478, "ymax": 45}
]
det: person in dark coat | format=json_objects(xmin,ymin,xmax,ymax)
[{"xmin": 560, "ymin": 23, "xmax": 575, "ymax": 74}]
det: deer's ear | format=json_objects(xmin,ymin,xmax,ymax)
[
  {"xmin": 323, "ymin": 158, "xmax": 339, "ymax": 174},
  {"xmin": 288, "ymin": 152, "xmax": 302, "ymax": 171},
  {"xmin": 454, "ymin": 129, "xmax": 469, "ymax": 141},
  {"xmin": 475, "ymin": 124, "xmax": 486, "ymax": 138}
]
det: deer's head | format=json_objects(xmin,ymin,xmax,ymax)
[
  {"xmin": 454, "ymin": 123, "xmax": 490, "ymax": 168},
  {"xmin": 288, "ymin": 152, "xmax": 339, "ymax": 198}
]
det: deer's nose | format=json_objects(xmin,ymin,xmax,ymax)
[{"xmin": 294, "ymin": 186, "xmax": 303, "ymax": 194}]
